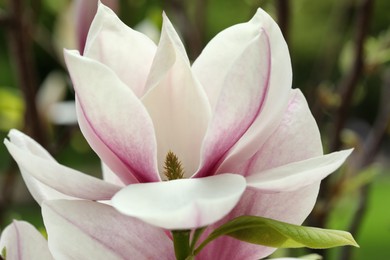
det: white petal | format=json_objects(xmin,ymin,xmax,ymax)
[
  {"xmin": 246, "ymin": 149, "xmax": 353, "ymax": 192},
  {"xmin": 112, "ymin": 174, "xmax": 246, "ymax": 229},
  {"xmin": 84, "ymin": 2, "xmax": 156, "ymax": 97},
  {"xmin": 142, "ymin": 14, "xmax": 211, "ymax": 177},
  {"xmin": 0, "ymin": 220, "xmax": 53, "ymax": 260}
]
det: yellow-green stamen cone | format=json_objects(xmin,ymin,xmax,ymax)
[{"xmin": 164, "ymin": 151, "xmax": 185, "ymax": 181}]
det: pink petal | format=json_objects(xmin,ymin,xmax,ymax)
[
  {"xmin": 83, "ymin": 2, "xmax": 156, "ymax": 97},
  {"xmin": 195, "ymin": 28, "xmax": 271, "ymax": 178},
  {"xmin": 0, "ymin": 220, "xmax": 53, "ymax": 260},
  {"xmin": 42, "ymin": 200, "xmax": 174, "ymax": 259},
  {"xmin": 64, "ymin": 50, "xmax": 160, "ymax": 183},
  {"xmin": 142, "ymin": 14, "xmax": 211, "ymax": 177},
  {"xmin": 207, "ymin": 8, "xmax": 293, "ymax": 174},
  {"xmin": 4, "ymin": 130, "xmax": 121, "ymax": 203},
  {"xmin": 112, "ymin": 174, "xmax": 246, "ymax": 229}
]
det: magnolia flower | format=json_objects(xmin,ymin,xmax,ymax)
[{"xmin": 4, "ymin": 3, "xmax": 352, "ymax": 259}]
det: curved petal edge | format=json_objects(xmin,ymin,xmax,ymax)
[
  {"xmin": 112, "ymin": 174, "xmax": 247, "ymax": 230},
  {"xmin": 246, "ymin": 149, "xmax": 353, "ymax": 193}
]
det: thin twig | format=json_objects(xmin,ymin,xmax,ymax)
[
  {"xmin": 340, "ymin": 69, "xmax": 390, "ymax": 260},
  {"xmin": 0, "ymin": 9, "xmax": 9, "ymax": 26},
  {"xmin": 6, "ymin": 0, "xmax": 47, "ymax": 146},
  {"xmin": 329, "ymin": 0, "xmax": 374, "ymax": 152},
  {"xmin": 163, "ymin": 0, "xmax": 207, "ymax": 60},
  {"xmin": 276, "ymin": 0, "xmax": 290, "ymax": 44},
  {"xmin": 0, "ymin": 161, "xmax": 18, "ymax": 227},
  {"xmin": 308, "ymin": 1, "xmax": 375, "ymax": 257}
]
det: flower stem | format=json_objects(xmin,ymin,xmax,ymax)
[{"xmin": 172, "ymin": 230, "xmax": 191, "ymax": 260}]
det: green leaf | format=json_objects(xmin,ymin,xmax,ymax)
[
  {"xmin": 195, "ymin": 216, "xmax": 358, "ymax": 255},
  {"xmin": 1, "ymin": 246, "xmax": 6, "ymax": 260}
]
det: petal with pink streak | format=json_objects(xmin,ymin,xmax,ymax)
[
  {"xmin": 195, "ymin": 29, "xmax": 271, "ymax": 178},
  {"xmin": 210, "ymin": 9, "xmax": 293, "ymax": 173},
  {"xmin": 76, "ymin": 100, "xmax": 138, "ymax": 184},
  {"xmin": 0, "ymin": 220, "xmax": 53, "ymax": 260},
  {"xmin": 142, "ymin": 14, "xmax": 211, "ymax": 177},
  {"xmin": 83, "ymin": 2, "xmax": 156, "ymax": 97},
  {"xmin": 5, "ymin": 130, "xmax": 122, "ymax": 203},
  {"xmin": 197, "ymin": 184, "xmax": 320, "ymax": 260},
  {"xmin": 112, "ymin": 174, "xmax": 246, "ymax": 230},
  {"xmin": 65, "ymin": 50, "xmax": 159, "ymax": 183},
  {"xmin": 42, "ymin": 200, "xmax": 174, "ymax": 260}
]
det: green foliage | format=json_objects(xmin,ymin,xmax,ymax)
[
  {"xmin": 195, "ymin": 216, "xmax": 358, "ymax": 255},
  {"xmin": 1, "ymin": 246, "xmax": 6, "ymax": 260},
  {"xmin": 0, "ymin": 87, "xmax": 24, "ymax": 131}
]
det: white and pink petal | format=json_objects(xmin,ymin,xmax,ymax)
[
  {"xmin": 65, "ymin": 50, "xmax": 160, "ymax": 184},
  {"xmin": 42, "ymin": 200, "xmax": 174, "ymax": 260},
  {"xmin": 246, "ymin": 149, "xmax": 353, "ymax": 192},
  {"xmin": 0, "ymin": 220, "xmax": 53, "ymax": 260},
  {"xmin": 211, "ymin": 8, "xmax": 293, "ymax": 173},
  {"xmin": 195, "ymin": 27, "xmax": 271, "ymax": 178},
  {"xmin": 4, "ymin": 129, "xmax": 121, "ymax": 204}
]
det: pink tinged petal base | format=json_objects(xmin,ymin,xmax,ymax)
[
  {"xmin": 42, "ymin": 200, "xmax": 174, "ymax": 260},
  {"xmin": 64, "ymin": 50, "xmax": 160, "ymax": 183},
  {"xmin": 84, "ymin": 2, "xmax": 156, "ymax": 97},
  {"xmin": 112, "ymin": 174, "xmax": 246, "ymax": 230},
  {"xmin": 142, "ymin": 14, "xmax": 211, "ymax": 177},
  {"xmin": 4, "ymin": 130, "xmax": 121, "ymax": 203},
  {"xmin": 76, "ymin": 100, "xmax": 138, "ymax": 184},
  {"xmin": 246, "ymin": 149, "xmax": 353, "ymax": 192},
  {"xmin": 195, "ymin": 29, "xmax": 271, "ymax": 178},
  {"xmin": 0, "ymin": 220, "xmax": 53, "ymax": 260}
]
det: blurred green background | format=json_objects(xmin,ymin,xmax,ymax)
[{"xmin": 0, "ymin": 0, "xmax": 389, "ymax": 259}]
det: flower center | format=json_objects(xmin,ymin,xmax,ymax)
[{"xmin": 163, "ymin": 151, "xmax": 185, "ymax": 181}]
